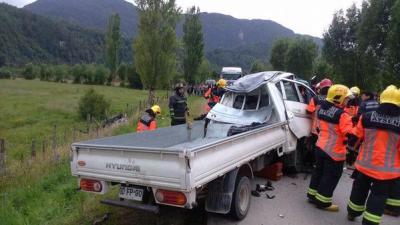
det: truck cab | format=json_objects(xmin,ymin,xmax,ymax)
[{"xmin": 221, "ymin": 67, "xmax": 243, "ymax": 84}]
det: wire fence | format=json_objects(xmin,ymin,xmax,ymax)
[{"xmin": 0, "ymin": 92, "xmax": 170, "ymax": 177}]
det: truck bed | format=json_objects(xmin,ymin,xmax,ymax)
[{"xmin": 71, "ymin": 121, "xmax": 287, "ymax": 191}]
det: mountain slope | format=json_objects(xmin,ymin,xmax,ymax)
[
  {"xmin": 0, "ymin": 3, "xmax": 107, "ymax": 65},
  {"xmin": 24, "ymin": 0, "xmax": 138, "ymax": 37},
  {"xmin": 24, "ymin": 0, "xmax": 302, "ymax": 52}
]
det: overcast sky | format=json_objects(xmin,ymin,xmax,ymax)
[{"xmin": 1, "ymin": 0, "xmax": 363, "ymax": 37}]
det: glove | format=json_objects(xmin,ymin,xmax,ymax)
[{"xmin": 346, "ymin": 147, "xmax": 358, "ymax": 166}]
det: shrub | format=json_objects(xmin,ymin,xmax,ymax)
[
  {"xmin": 78, "ymin": 88, "xmax": 110, "ymax": 121},
  {"xmin": 53, "ymin": 65, "xmax": 68, "ymax": 82},
  {"xmin": 23, "ymin": 63, "xmax": 38, "ymax": 80},
  {"xmin": 126, "ymin": 64, "xmax": 143, "ymax": 89},
  {"xmin": 72, "ymin": 65, "xmax": 85, "ymax": 84},
  {"xmin": 39, "ymin": 64, "xmax": 52, "ymax": 81},
  {"xmin": 117, "ymin": 63, "xmax": 128, "ymax": 87},
  {"xmin": 0, "ymin": 68, "xmax": 12, "ymax": 79},
  {"xmin": 93, "ymin": 65, "xmax": 109, "ymax": 85}
]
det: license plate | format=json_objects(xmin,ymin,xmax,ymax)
[{"xmin": 119, "ymin": 186, "xmax": 144, "ymax": 201}]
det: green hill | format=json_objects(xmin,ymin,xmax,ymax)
[{"xmin": 0, "ymin": 3, "xmax": 110, "ymax": 66}]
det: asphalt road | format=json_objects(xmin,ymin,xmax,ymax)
[
  {"xmin": 207, "ymin": 169, "xmax": 399, "ymax": 225},
  {"xmin": 101, "ymin": 169, "xmax": 399, "ymax": 225}
]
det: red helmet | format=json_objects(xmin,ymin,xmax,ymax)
[{"xmin": 318, "ymin": 79, "xmax": 333, "ymax": 89}]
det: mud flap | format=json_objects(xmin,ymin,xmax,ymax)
[{"xmin": 205, "ymin": 168, "xmax": 239, "ymax": 214}]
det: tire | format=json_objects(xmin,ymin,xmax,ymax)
[{"xmin": 230, "ymin": 176, "xmax": 251, "ymax": 220}]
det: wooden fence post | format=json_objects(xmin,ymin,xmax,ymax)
[
  {"xmin": 0, "ymin": 139, "xmax": 5, "ymax": 175},
  {"xmin": 52, "ymin": 124, "xmax": 59, "ymax": 162},
  {"xmin": 63, "ymin": 127, "xmax": 67, "ymax": 144},
  {"xmin": 42, "ymin": 140, "xmax": 46, "ymax": 160},
  {"xmin": 31, "ymin": 140, "xmax": 36, "ymax": 160},
  {"xmin": 86, "ymin": 114, "xmax": 91, "ymax": 135},
  {"xmin": 73, "ymin": 126, "xmax": 76, "ymax": 142}
]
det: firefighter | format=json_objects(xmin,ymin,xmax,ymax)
[
  {"xmin": 204, "ymin": 79, "xmax": 227, "ymax": 112},
  {"xmin": 136, "ymin": 105, "xmax": 161, "ymax": 132},
  {"xmin": 307, "ymin": 84, "xmax": 353, "ymax": 212},
  {"xmin": 385, "ymin": 87, "xmax": 400, "ymax": 218},
  {"xmin": 356, "ymin": 91, "xmax": 379, "ymax": 123},
  {"xmin": 345, "ymin": 86, "xmax": 361, "ymax": 120},
  {"xmin": 346, "ymin": 86, "xmax": 400, "ymax": 225},
  {"xmin": 306, "ymin": 78, "xmax": 333, "ymax": 167},
  {"xmin": 169, "ymin": 83, "xmax": 189, "ymax": 126}
]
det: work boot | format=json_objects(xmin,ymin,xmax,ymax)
[
  {"xmin": 347, "ymin": 214, "xmax": 355, "ymax": 221},
  {"xmin": 384, "ymin": 209, "xmax": 400, "ymax": 217},
  {"xmin": 318, "ymin": 204, "xmax": 339, "ymax": 212}
]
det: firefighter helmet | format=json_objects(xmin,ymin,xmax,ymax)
[
  {"xmin": 216, "ymin": 79, "xmax": 227, "ymax": 88},
  {"xmin": 380, "ymin": 85, "xmax": 400, "ymax": 106},
  {"xmin": 350, "ymin": 86, "xmax": 361, "ymax": 96},
  {"xmin": 151, "ymin": 105, "xmax": 161, "ymax": 115},
  {"xmin": 326, "ymin": 84, "xmax": 351, "ymax": 105},
  {"xmin": 318, "ymin": 78, "xmax": 333, "ymax": 89}
]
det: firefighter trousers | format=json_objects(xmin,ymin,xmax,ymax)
[
  {"xmin": 171, "ymin": 118, "xmax": 186, "ymax": 126},
  {"xmin": 307, "ymin": 149, "xmax": 344, "ymax": 208},
  {"xmin": 386, "ymin": 178, "xmax": 400, "ymax": 215},
  {"xmin": 347, "ymin": 172, "xmax": 397, "ymax": 225}
]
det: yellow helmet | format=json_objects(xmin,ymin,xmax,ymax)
[
  {"xmin": 216, "ymin": 79, "xmax": 227, "ymax": 88},
  {"xmin": 350, "ymin": 86, "xmax": 361, "ymax": 96},
  {"xmin": 326, "ymin": 84, "xmax": 351, "ymax": 105},
  {"xmin": 380, "ymin": 85, "xmax": 400, "ymax": 106},
  {"xmin": 151, "ymin": 105, "xmax": 161, "ymax": 115}
]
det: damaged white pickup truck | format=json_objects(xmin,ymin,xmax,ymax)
[{"xmin": 70, "ymin": 71, "xmax": 315, "ymax": 220}]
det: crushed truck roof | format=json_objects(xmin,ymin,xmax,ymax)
[{"xmin": 226, "ymin": 71, "xmax": 288, "ymax": 93}]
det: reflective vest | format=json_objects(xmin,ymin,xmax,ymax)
[
  {"xmin": 307, "ymin": 95, "xmax": 326, "ymax": 135},
  {"xmin": 353, "ymin": 111, "xmax": 400, "ymax": 180},
  {"xmin": 204, "ymin": 87, "xmax": 224, "ymax": 112},
  {"xmin": 316, "ymin": 101, "xmax": 353, "ymax": 161},
  {"xmin": 136, "ymin": 114, "xmax": 157, "ymax": 132}
]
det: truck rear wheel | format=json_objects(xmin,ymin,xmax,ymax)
[{"xmin": 230, "ymin": 176, "xmax": 251, "ymax": 220}]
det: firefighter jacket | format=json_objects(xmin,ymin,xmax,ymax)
[
  {"xmin": 316, "ymin": 100, "xmax": 353, "ymax": 161},
  {"xmin": 136, "ymin": 111, "xmax": 157, "ymax": 132},
  {"xmin": 307, "ymin": 95, "xmax": 326, "ymax": 135},
  {"xmin": 169, "ymin": 94, "xmax": 188, "ymax": 120},
  {"xmin": 352, "ymin": 106, "xmax": 400, "ymax": 180},
  {"xmin": 345, "ymin": 98, "xmax": 360, "ymax": 118},
  {"xmin": 204, "ymin": 87, "xmax": 225, "ymax": 112},
  {"xmin": 357, "ymin": 99, "xmax": 379, "ymax": 117}
]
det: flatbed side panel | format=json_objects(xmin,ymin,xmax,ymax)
[
  {"xmin": 72, "ymin": 148, "xmax": 187, "ymax": 190},
  {"xmin": 190, "ymin": 124, "xmax": 286, "ymax": 188}
]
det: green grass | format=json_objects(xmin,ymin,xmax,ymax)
[{"xmin": 0, "ymin": 79, "xmax": 206, "ymax": 225}]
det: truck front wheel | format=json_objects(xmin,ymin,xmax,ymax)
[{"xmin": 230, "ymin": 176, "xmax": 251, "ymax": 220}]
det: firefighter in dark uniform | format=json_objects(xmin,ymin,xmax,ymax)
[
  {"xmin": 169, "ymin": 83, "xmax": 189, "ymax": 126},
  {"xmin": 346, "ymin": 86, "xmax": 400, "ymax": 225},
  {"xmin": 307, "ymin": 84, "xmax": 353, "ymax": 212}
]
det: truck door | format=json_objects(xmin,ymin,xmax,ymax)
[{"xmin": 278, "ymin": 79, "xmax": 315, "ymax": 138}]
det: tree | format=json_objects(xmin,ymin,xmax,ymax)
[
  {"xmin": 322, "ymin": 5, "xmax": 364, "ymax": 86},
  {"xmin": 388, "ymin": 0, "xmax": 400, "ymax": 80},
  {"xmin": 105, "ymin": 13, "xmax": 122, "ymax": 84},
  {"xmin": 269, "ymin": 37, "xmax": 317, "ymax": 78},
  {"xmin": 285, "ymin": 37, "xmax": 318, "ymax": 78},
  {"xmin": 250, "ymin": 60, "xmax": 267, "ymax": 73},
  {"xmin": 183, "ymin": 6, "xmax": 204, "ymax": 84},
  {"xmin": 133, "ymin": 0, "xmax": 181, "ymax": 90},
  {"xmin": 270, "ymin": 38, "xmax": 290, "ymax": 71}
]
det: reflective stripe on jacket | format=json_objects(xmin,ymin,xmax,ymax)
[
  {"xmin": 353, "ymin": 112, "xmax": 400, "ymax": 180},
  {"xmin": 307, "ymin": 95, "xmax": 326, "ymax": 135},
  {"xmin": 316, "ymin": 101, "xmax": 353, "ymax": 161}
]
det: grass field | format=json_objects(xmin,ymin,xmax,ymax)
[{"xmin": 0, "ymin": 79, "xmax": 205, "ymax": 225}]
